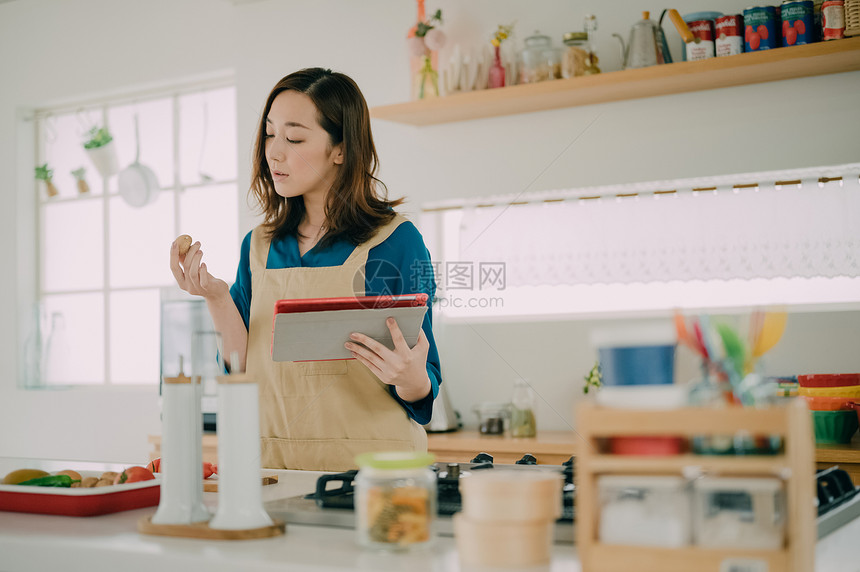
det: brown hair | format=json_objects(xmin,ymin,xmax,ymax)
[{"xmin": 249, "ymin": 68, "xmax": 403, "ymax": 247}]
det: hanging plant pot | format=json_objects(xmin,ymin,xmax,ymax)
[
  {"xmin": 83, "ymin": 126, "xmax": 119, "ymax": 178},
  {"xmin": 85, "ymin": 140, "xmax": 120, "ymax": 178}
]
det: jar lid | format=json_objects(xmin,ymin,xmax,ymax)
[
  {"xmin": 525, "ymin": 30, "xmax": 552, "ymax": 46},
  {"xmin": 355, "ymin": 451, "xmax": 435, "ymax": 469},
  {"xmin": 563, "ymin": 32, "xmax": 588, "ymax": 44}
]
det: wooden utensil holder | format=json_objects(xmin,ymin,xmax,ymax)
[{"xmin": 575, "ymin": 399, "xmax": 815, "ymax": 572}]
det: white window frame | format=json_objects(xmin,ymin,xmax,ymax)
[{"xmin": 19, "ymin": 73, "xmax": 238, "ymax": 388}]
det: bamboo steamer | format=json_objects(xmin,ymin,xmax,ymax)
[
  {"xmin": 459, "ymin": 469, "xmax": 563, "ymax": 521},
  {"xmin": 454, "ymin": 513, "xmax": 554, "ymax": 567}
]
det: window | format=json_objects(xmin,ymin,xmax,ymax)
[
  {"xmin": 421, "ymin": 163, "xmax": 860, "ymax": 321},
  {"xmin": 26, "ymin": 80, "xmax": 239, "ymax": 386}
]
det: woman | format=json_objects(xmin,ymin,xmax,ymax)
[{"xmin": 169, "ymin": 68, "xmax": 440, "ymax": 471}]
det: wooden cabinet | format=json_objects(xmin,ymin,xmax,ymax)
[
  {"xmin": 371, "ymin": 37, "xmax": 860, "ymax": 125},
  {"xmin": 574, "ymin": 400, "xmax": 815, "ymax": 572}
]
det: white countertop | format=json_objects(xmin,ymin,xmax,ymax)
[{"xmin": 1, "ymin": 457, "xmax": 858, "ymax": 572}]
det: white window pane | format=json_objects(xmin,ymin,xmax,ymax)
[
  {"xmin": 41, "ymin": 111, "xmax": 105, "ymax": 199},
  {"xmin": 42, "ymin": 200, "xmax": 104, "ymax": 292},
  {"xmin": 179, "ymin": 184, "xmax": 240, "ymax": 282},
  {"xmin": 106, "ymin": 98, "xmax": 174, "ymax": 193},
  {"xmin": 179, "ymin": 87, "xmax": 237, "ymax": 185},
  {"xmin": 110, "ymin": 289, "xmax": 160, "ymax": 384},
  {"xmin": 42, "ymin": 293, "xmax": 104, "ymax": 385},
  {"xmin": 109, "ymin": 193, "xmax": 176, "ymax": 288}
]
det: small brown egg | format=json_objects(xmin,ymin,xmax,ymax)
[{"xmin": 176, "ymin": 234, "xmax": 193, "ymax": 258}]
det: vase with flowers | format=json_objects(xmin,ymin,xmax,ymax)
[
  {"xmin": 489, "ymin": 24, "xmax": 514, "ymax": 89},
  {"xmin": 407, "ymin": 1, "xmax": 446, "ymax": 100}
]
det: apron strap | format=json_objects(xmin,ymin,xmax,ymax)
[
  {"xmin": 343, "ymin": 213, "xmax": 408, "ymax": 266},
  {"xmin": 248, "ymin": 226, "xmax": 270, "ymax": 274}
]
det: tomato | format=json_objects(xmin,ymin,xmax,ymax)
[
  {"xmin": 783, "ymin": 20, "xmax": 790, "ymax": 37},
  {"xmin": 146, "ymin": 458, "xmax": 161, "ymax": 473},
  {"xmin": 114, "ymin": 466, "xmax": 155, "ymax": 485},
  {"xmin": 785, "ymin": 27, "xmax": 798, "ymax": 45},
  {"xmin": 795, "ymin": 19, "xmax": 806, "ymax": 35},
  {"xmin": 749, "ymin": 32, "xmax": 761, "ymax": 50},
  {"xmin": 757, "ymin": 24, "xmax": 769, "ymax": 40},
  {"xmin": 745, "ymin": 25, "xmax": 753, "ymax": 41},
  {"xmin": 203, "ymin": 462, "xmax": 217, "ymax": 479}
]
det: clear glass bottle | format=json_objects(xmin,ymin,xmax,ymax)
[
  {"xmin": 583, "ymin": 14, "xmax": 602, "ymax": 74},
  {"xmin": 562, "ymin": 32, "xmax": 590, "ymax": 78},
  {"xmin": 355, "ymin": 451, "xmax": 436, "ymax": 550},
  {"xmin": 510, "ymin": 378, "xmax": 537, "ymax": 438}
]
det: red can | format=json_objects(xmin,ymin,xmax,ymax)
[
  {"xmin": 686, "ymin": 19, "xmax": 716, "ymax": 61},
  {"xmin": 822, "ymin": 0, "xmax": 846, "ymax": 39},
  {"xmin": 715, "ymin": 15, "xmax": 744, "ymax": 56}
]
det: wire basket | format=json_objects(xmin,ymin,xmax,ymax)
[{"xmin": 846, "ymin": 0, "xmax": 860, "ymax": 37}]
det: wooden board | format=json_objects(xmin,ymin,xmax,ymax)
[
  {"xmin": 138, "ymin": 515, "xmax": 285, "ymax": 540},
  {"xmin": 202, "ymin": 475, "xmax": 278, "ymax": 492}
]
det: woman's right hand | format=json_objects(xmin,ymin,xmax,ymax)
[{"xmin": 169, "ymin": 239, "xmax": 229, "ymax": 301}]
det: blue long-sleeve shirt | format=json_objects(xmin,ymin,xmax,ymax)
[{"xmin": 229, "ymin": 220, "xmax": 440, "ymax": 425}]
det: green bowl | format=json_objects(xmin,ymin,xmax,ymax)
[{"xmin": 812, "ymin": 410, "xmax": 859, "ymax": 444}]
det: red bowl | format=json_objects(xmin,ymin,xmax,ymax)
[
  {"xmin": 610, "ymin": 436, "xmax": 685, "ymax": 456},
  {"xmin": 798, "ymin": 373, "xmax": 860, "ymax": 388}
]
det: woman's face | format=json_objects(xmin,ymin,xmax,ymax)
[{"xmin": 264, "ymin": 90, "xmax": 343, "ymax": 203}]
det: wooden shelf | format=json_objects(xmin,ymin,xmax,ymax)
[
  {"xmin": 587, "ymin": 454, "xmax": 790, "ymax": 476},
  {"xmin": 586, "ymin": 544, "xmax": 788, "ymax": 572},
  {"xmin": 371, "ymin": 37, "xmax": 860, "ymax": 125},
  {"xmin": 575, "ymin": 400, "xmax": 816, "ymax": 572}
]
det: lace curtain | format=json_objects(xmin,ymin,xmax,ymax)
[{"xmin": 440, "ymin": 164, "xmax": 860, "ymax": 288}]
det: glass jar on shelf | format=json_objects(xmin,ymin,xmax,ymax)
[
  {"xmin": 519, "ymin": 30, "xmax": 554, "ymax": 84},
  {"xmin": 510, "ymin": 378, "xmax": 537, "ymax": 438},
  {"xmin": 562, "ymin": 32, "xmax": 590, "ymax": 78}
]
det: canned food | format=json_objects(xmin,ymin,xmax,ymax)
[
  {"xmin": 782, "ymin": 0, "xmax": 816, "ymax": 45},
  {"xmin": 821, "ymin": 0, "xmax": 846, "ymax": 39},
  {"xmin": 687, "ymin": 19, "xmax": 717, "ymax": 60},
  {"xmin": 744, "ymin": 6, "xmax": 780, "ymax": 51},
  {"xmin": 716, "ymin": 15, "xmax": 745, "ymax": 56}
]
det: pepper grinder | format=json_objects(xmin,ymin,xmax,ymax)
[
  {"xmin": 208, "ymin": 353, "xmax": 273, "ymax": 530},
  {"xmin": 151, "ymin": 356, "xmax": 210, "ymax": 525}
]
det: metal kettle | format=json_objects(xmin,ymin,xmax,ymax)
[
  {"xmin": 423, "ymin": 381, "xmax": 461, "ymax": 433},
  {"xmin": 613, "ymin": 11, "xmax": 669, "ymax": 69}
]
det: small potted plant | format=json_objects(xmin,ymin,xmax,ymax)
[
  {"xmin": 35, "ymin": 163, "xmax": 59, "ymax": 198},
  {"xmin": 71, "ymin": 167, "xmax": 89, "ymax": 194},
  {"xmin": 83, "ymin": 125, "xmax": 119, "ymax": 178}
]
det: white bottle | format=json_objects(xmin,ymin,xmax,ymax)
[
  {"xmin": 151, "ymin": 361, "xmax": 210, "ymax": 525},
  {"xmin": 208, "ymin": 368, "xmax": 273, "ymax": 530}
]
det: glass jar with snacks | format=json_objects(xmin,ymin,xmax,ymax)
[
  {"xmin": 519, "ymin": 30, "xmax": 554, "ymax": 83},
  {"xmin": 562, "ymin": 32, "xmax": 590, "ymax": 78},
  {"xmin": 355, "ymin": 451, "xmax": 436, "ymax": 550}
]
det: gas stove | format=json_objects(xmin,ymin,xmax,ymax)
[
  {"xmin": 264, "ymin": 453, "xmax": 576, "ymax": 544},
  {"xmin": 263, "ymin": 453, "xmax": 860, "ymax": 544}
]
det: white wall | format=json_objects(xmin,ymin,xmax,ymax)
[{"xmin": 1, "ymin": 0, "xmax": 858, "ymax": 461}]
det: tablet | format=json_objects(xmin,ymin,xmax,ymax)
[{"xmin": 271, "ymin": 294, "xmax": 430, "ymax": 362}]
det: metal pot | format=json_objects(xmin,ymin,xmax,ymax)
[{"xmin": 118, "ymin": 114, "xmax": 159, "ymax": 207}]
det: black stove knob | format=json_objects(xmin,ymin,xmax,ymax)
[
  {"xmin": 471, "ymin": 452, "xmax": 494, "ymax": 464},
  {"xmin": 516, "ymin": 454, "xmax": 538, "ymax": 465}
]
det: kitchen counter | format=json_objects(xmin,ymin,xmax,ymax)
[{"xmin": 1, "ymin": 457, "xmax": 858, "ymax": 571}]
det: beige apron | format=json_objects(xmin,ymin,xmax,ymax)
[{"xmin": 246, "ymin": 214, "xmax": 428, "ymax": 471}]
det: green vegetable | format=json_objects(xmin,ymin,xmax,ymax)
[
  {"xmin": 83, "ymin": 126, "xmax": 113, "ymax": 149},
  {"xmin": 17, "ymin": 474, "xmax": 79, "ymax": 487}
]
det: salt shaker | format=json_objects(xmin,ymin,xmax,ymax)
[
  {"xmin": 150, "ymin": 358, "xmax": 210, "ymax": 525},
  {"xmin": 208, "ymin": 359, "xmax": 273, "ymax": 530}
]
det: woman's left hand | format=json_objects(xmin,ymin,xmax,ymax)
[{"xmin": 346, "ymin": 318, "xmax": 431, "ymax": 403}]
